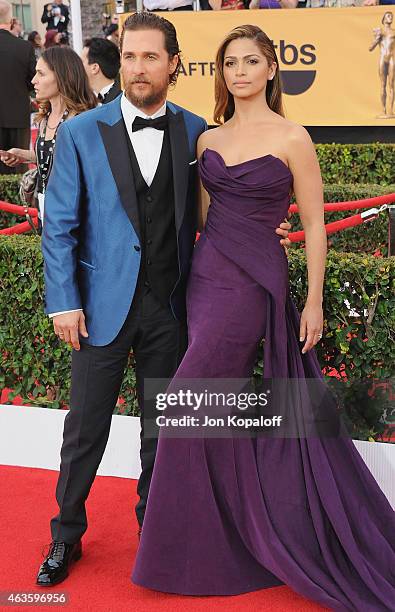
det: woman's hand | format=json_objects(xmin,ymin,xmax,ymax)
[
  {"xmin": 0, "ymin": 148, "xmax": 34, "ymax": 167},
  {"xmin": 299, "ymin": 299, "xmax": 323, "ymax": 354}
]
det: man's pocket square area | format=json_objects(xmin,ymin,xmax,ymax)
[{"xmin": 189, "ymin": 159, "xmax": 197, "ymax": 165}]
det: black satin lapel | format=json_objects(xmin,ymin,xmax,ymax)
[
  {"xmin": 168, "ymin": 111, "xmax": 189, "ymax": 234},
  {"xmin": 98, "ymin": 119, "xmax": 141, "ymax": 240}
]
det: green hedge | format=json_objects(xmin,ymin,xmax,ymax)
[
  {"xmin": 0, "ymin": 175, "xmax": 23, "ymax": 229},
  {"xmin": 316, "ymin": 143, "xmax": 394, "ymax": 186},
  {"xmin": 0, "ymin": 175, "xmax": 23, "ymax": 205},
  {"xmin": 1, "ymin": 235, "xmax": 394, "ymax": 440}
]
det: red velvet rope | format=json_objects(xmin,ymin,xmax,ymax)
[
  {"xmin": 290, "ymin": 213, "xmax": 367, "ymax": 243},
  {"xmin": 0, "ymin": 200, "xmax": 38, "ymax": 216},
  {"xmin": 0, "ymin": 218, "xmax": 39, "ymax": 235},
  {"xmin": 289, "ymin": 193, "xmax": 395, "ymax": 214},
  {"xmin": 1, "ymin": 193, "xmax": 394, "ymax": 241}
]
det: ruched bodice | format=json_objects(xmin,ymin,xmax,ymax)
[{"xmin": 200, "ymin": 148, "xmax": 293, "ymax": 231}]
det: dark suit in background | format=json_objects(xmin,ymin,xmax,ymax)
[
  {"xmin": 0, "ymin": 29, "xmax": 36, "ymax": 175},
  {"xmin": 100, "ymin": 77, "xmax": 122, "ymax": 105},
  {"xmin": 41, "ymin": 2, "xmax": 69, "ymax": 32}
]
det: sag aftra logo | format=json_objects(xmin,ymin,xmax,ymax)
[{"xmin": 180, "ymin": 40, "xmax": 317, "ymax": 96}]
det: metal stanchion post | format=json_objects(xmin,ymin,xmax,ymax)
[{"xmin": 388, "ymin": 205, "xmax": 395, "ymax": 256}]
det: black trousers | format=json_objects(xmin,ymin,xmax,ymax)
[
  {"xmin": 0, "ymin": 126, "xmax": 30, "ymax": 174},
  {"xmin": 50, "ymin": 284, "xmax": 188, "ymax": 544}
]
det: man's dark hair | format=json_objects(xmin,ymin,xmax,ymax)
[
  {"xmin": 120, "ymin": 12, "xmax": 181, "ymax": 87},
  {"xmin": 84, "ymin": 37, "xmax": 120, "ymax": 80}
]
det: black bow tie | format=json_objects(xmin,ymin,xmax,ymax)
[{"xmin": 132, "ymin": 115, "xmax": 168, "ymax": 132}]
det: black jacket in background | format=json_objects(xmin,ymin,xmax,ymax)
[
  {"xmin": 41, "ymin": 2, "xmax": 69, "ymax": 31},
  {"xmin": 0, "ymin": 30, "xmax": 36, "ymax": 128},
  {"xmin": 101, "ymin": 78, "xmax": 122, "ymax": 104}
]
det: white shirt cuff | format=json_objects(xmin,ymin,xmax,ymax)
[{"xmin": 48, "ymin": 309, "xmax": 83, "ymax": 318}]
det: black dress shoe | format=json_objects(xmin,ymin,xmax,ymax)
[{"xmin": 36, "ymin": 540, "xmax": 82, "ymax": 586}]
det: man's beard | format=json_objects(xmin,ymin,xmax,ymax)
[{"xmin": 124, "ymin": 78, "xmax": 169, "ymax": 110}]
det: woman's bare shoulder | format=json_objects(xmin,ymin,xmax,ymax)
[
  {"xmin": 197, "ymin": 125, "xmax": 225, "ymax": 155},
  {"xmin": 278, "ymin": 117, "xmax": 312, "ymax": 145}
]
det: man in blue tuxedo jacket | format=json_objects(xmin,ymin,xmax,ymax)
[{"xmin": 37, "ymin": 12, "xmax": 291, "ymax": 586}]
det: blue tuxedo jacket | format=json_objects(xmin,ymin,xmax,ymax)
[{"xmin": 41, "ymin": 94, "xmax": 207, "ymax": 346}]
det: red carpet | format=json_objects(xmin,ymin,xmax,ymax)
[{"xmin": 0, "ymin": 465, "xmax": 327, "ymax": 611}]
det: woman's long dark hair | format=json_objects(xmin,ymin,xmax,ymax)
[
  {"xmin": 27, "ymin": 30, "xmax": 40, "ymax": 48},
  {"xmin": 35, "ymin": 46, "xmax": 97, "ymax": 124},
  {"xmin": 214, "ymin": 25, "xmax": 285, "ymax": 125}
]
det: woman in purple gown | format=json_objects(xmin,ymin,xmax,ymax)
[{"xmin": 132, "ymin": 25, "xmax": 395, "ymax": 610}]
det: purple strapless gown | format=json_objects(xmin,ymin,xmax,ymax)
[{"xmin": 132, "ymin": 149, "xmax": 395, "ymax": 610}]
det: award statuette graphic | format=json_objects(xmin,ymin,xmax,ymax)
[{"xmin": 369, "ymin": 11, "xmax": 395, "ymax": 118}]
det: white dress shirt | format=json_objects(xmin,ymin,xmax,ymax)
[
  {"xmin": 121, "ymin": 93, "xmax": 166, "ymax": 187},
  {"xmin": 48, "ymin": 94, "xmax": 167, "ymax": 318}
]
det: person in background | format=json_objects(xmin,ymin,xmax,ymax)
[
  {"xmin": 0, "ymin": 46, "xmax": 96, "ymax": 227},
  {"xmin": 102, "ymin": 12, "xmax": 119, "ymax": 37},
  {"xmin": 143, "ymin": 0, "xmax": 194, "ymax": 11},
  {"xmin": 81, "ymin": 37, "xmax": 121, "ymax": 104},
  {"xmin": 28, "ymin": 30, "xmax": 44, "ymax": 59},
  {"xmin": 105, "ymin": 23, "xmax": 119, "ymax": 47},
  {"xmin": 44, "ymin": 28, "xmax": 67, "ymax": 49},
  {"xmin": 41, "ymin": 1, "xmax": 69, "ymax": 33},
  {"xmin": 10, "ymin": 17, "xmax": 23, "ymax": 37},
  {"xmin": 249, "ymin": 0, "xmax": 298, "ymax": 7},
  {"xmin": 209, "ymin": 0, "xmax": 245, "ymax": 8},
  {"xmin": 0, "ymin": 0, "xmax": 36, "ymax": 175},
  {"xmin": 363, "ymin": 0, "xmax": 395, "ymax": 5}
]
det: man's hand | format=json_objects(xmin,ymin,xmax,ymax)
[
  {"xmin": 53, "ymin": 311, "xmax": 89, "ymax": 351},
  {"xmin": 276, "ymin": 214, "xmax": 292, "ymax": 254}
]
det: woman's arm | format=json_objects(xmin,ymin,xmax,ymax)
[
  {"xmin": 196, "ymin": 132, "xmax": 211, "ymax": 232},
  {"xmin": 287, "ymin": 124, "xmax": 326, "ymax": 354},
  {"xmin": 0, "ymin": 148, "xmax": 36, "ymax": 166}
]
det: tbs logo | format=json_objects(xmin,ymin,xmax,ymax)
[{"xmin": 273, "ymin": 40, "xmax": 317, "ymax": 95}]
